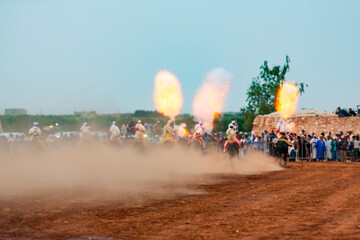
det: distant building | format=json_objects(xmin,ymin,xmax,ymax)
[
  {"xmin": 74, "ymin": 111, "xmax": 97, "ymax": 117},
  {"xmin": 5, "ymin": 108, "xmax": 27, "ymax": 116}
]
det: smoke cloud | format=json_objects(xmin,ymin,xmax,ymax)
[{"xmin": 192, "ymin": 68, "xmax": 232, "ymax": 133}]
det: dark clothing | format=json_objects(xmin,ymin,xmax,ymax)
[
  {"xmin": 274, "ymin": 138, "xmax": 292, "ymax": 161},
  {"xmin": 297, "ymin": 139, "xmax": 307, "ymax": 159},
  {"xmin": 339, "ymin": 140, "xmax": 349, "ymax": 150},
  {"xmin": 349, "ymin": 110, "xmax": 357, "ymax": 116},
  {"xmin": 336, "ymin": 109, "xmax": 349, "ymax": 117}
]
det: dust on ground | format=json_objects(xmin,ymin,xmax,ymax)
[{"xmin": 1, "ymin": 161, "xmax": 360, "ymax": 239}]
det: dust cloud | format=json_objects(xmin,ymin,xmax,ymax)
[{"xmin": 0, "ymin": 146, "xmax": 282, "ymax": 201}]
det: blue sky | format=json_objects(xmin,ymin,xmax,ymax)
[{"xmin": 0, "ymin": 0, "xmax": 359, "ymax": 115}]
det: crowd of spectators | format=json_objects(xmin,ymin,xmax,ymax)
[{"xmin": 243, "ymin": 130, "xmax": 360, "ymax": 162}]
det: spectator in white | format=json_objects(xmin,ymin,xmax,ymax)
[
  {"xmin": 348, "ymin": 131, "xmax": 354, "ymax": 143},
  {"xmin": 109, "ymin": 121, "xmax": 121, "ymax": 144},
  {"xmin": 28, "ymin": 122, "xmax": 42, "ymax": 141},
  {"xmin": 354, "ymin": 135, "xmax": 360, "ymax": 161},
  {"xmin": 326, "ymin": 136, "xmax": 333, "ymax": 160},
  {"xmin": 135, "ymin": 120, "xmax": 146, "ymax": 139},
  {"xmin": 80, "ymin": 122, "xmax": 91, "ymax": 142},
  {"xmin": 121, "ymin": 121, "xmax": 128, "ymax": 137},
  {"xmin": 310, "ymin": 135, "xmax": 317, "ymax": 160}
]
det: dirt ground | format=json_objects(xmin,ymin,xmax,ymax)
[{"xmin": 1, "ymin": 162, "xmax": 360, "ymax": 240}]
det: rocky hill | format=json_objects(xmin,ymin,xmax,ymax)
[{"xmin": 252, "ymin": 110, "xmax": 360, "ymax": 135}]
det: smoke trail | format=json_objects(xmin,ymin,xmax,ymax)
[{"xmin": 192, "ymin": 68, "xmax": 232, "ymax": 133}]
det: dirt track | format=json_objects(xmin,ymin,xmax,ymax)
[{"xmin": 1, "ymin": 162, "xmax": 360, "ymax": 239}]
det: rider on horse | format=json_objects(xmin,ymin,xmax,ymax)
[
  {"xmin": 274, "ymin": 132, "xmax": 292, "ymax": 163},
  {"xmin": 161, "ymin": 119, "xmax": 176, "ymax": 144},
  {"xmin": 223, "ymin": 124, "xmax": 240, "ymax": 152},
  {"xmin": 188, "ymin": 121, "xmax": 205, "ymax": 148}
]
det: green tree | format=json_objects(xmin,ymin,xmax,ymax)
[{"xmin": 241, "ymin": 56, "xmax": 307, "ymax": 131}]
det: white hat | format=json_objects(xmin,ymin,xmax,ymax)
[
  {"xmin": 112, "ymin": 121, "xmax": 116, "ymax": 125},
  {"xmin": 83, "ymin": 122, "xmax": 87, "ymax": 126},
  {"xmin": 199, "ymin": 121, "xmax": 203, "ymax": 125},
  {"xmin": 231, "ymin": 120, "xmax": 236, "ymax": 123},
  {"xmin": 137, "ymin": 120, "xmax": 141, "ymax": 123},
  {"xmin": 157, "ymin": 121, "xmax": 160, "ymax": 123},
  {"xmin": 33, "ymin": 122, "xmax": 39, "ymax": 126}
]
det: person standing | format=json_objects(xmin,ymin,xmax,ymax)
[
  {"xmin": 354, "ymin": 135, "xmax": 360, "ymax": 161},
  {"xmin": 314, "ymin": 135, "xmax": 326, "ymax": 161},
  {"xmin": 331, "ymin": 136, "xmax": 339, "ymax": 161},
  {"xmin": 339, "ymin": 136, "xmax": 349, "ymax": 162},
  {"xmin": 310, "ymin": 136, "xmax": 317, "ymax": 161},
  {"xmin": 326, "ymin": 136, "xmax": 333, "ymax": 160}
]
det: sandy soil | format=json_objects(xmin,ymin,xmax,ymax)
[{"xmin": 1, "ymin": 162, "xmax": 360, "ymax": 240}]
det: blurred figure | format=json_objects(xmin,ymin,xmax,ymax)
[
  {"xmin": 135, "ymin": 120, "xmax": 145, "ymax": 139},
  {"xmin": 108, "ymin": 121, "xmax": 121, "ymax": 145},
  {"xmin": 161, "ymin": 119, "xmax": 176, "ymax": 144},
  {"xmin": 121, "ymin": 121, "xmax": 128, "ymax": 137},
  {"xmin": 349, "ymin": 108, "xmax": 357, "ymax": 116},
  {"xmin": 145, "ymin": 120, "xmax": 154, "ymax": 136},
  {"xmin": 80, "ymin": 122, "xmax": 91, "ymax": 143},
  {"xmin": 28, "ymin": 122, "xmax": 42, "ymax": 142},
  {"xmin": 153, "ymin": 120, "xmax": 162, "ymax": 136},
  {"xmin": 194, "ymin": 121, "xmax": 204, "ymax": 136},
  {"xmin": 335, "ymin": 107, "xmax": 349, "ymax": 117},
  {"xmin": 128, "ymin": 121, "xmax": 135, "ymax": 136},
  {"xmin": 188, "ymin": 121, "xmax": 205, "ymax": 150}
]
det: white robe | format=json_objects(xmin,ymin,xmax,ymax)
[
  {"xmin": 28, "ymin": 126, "xmax": 41, "ymax": 136},
  {"xmin": 80, "ymin": 125, "xmax": 91, "ymax": 140},
  {"xmin": 194, "ymin": 124, "xmax": 204, "ymax": 136},
  {"xmin": 135, "ymin": 123, "xmax": 145, "ymax": 138},
  {"xmin": 110, "ymin": 124, "xmax": 121, "ymax": 141}
]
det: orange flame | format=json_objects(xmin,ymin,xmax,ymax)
[
  {"xmin": 154, "ymin": 71, "xmax": 183, "ymax": 119},
  {"xmin": 275, "ymin": 82, "xmax": 299, "ymax": 120},
  {"xmin": 178, "ymin": 127, "xmax": 190, "ymax": 137},
  {"xmin": 175, "ymin": 123, "xmax": 190, "ymax": 137}
]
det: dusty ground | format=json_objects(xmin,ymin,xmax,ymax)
[{"xmin": 1, "ymin": 162, "xmax": 360, "ymax": 240}]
